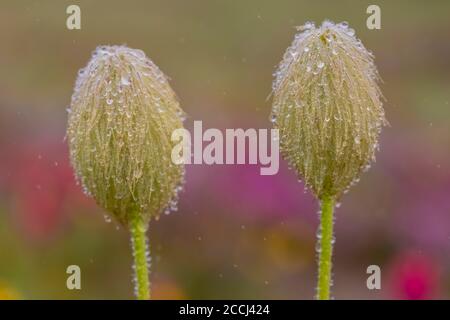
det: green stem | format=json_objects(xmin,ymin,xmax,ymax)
[
  {"xmin": 130, "ymin": 214, "xmax": 150, "ymax": 300},
  {"xmin": 316, "ymin": 195, "xmax": 335, "ymax": 300}
]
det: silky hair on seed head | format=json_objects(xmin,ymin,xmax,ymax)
[
  {"xmin": 67, "ymin": 45, "xmax": 186, "ymax": 226},
  {"xmin": 271, "ymin": 21, "xmax": 387, "ymax": 199}
]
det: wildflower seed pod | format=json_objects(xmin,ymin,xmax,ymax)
[
  {"xmin": 271, "ymin": 21, "xmax": 386, "ymax": 199},
  {"xmin": 67, "ymin": 45, "xmax": 185, "ymax": 226}
]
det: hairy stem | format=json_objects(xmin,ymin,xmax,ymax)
[
  {"xmin": 130, "ymin": 214, "xmax": 150, "ymax": 300},
  {"xmin": 316, "ymin": 195, "xmax": 335, "ymax": 300}
]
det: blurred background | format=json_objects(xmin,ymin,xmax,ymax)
[{"xmin": 0, "ymin": 0, "xmax": 449, "ymax": 299}]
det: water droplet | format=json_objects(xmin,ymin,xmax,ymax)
[
  {"xmin": 316, "ymin": 228, "xmax": 322, "ymax": 239},
  {"xmin": 121, "ymin": 75, "xmax": 131, "ymax": 86},
  {"xmin": 339, "ymin": 21, "xmax": 349, "ymax": 29},
  {"xmin": 315, "ymin": 241, "xmax": 322, "ymax": 253},
  {"xmin": 303, "ymin": 21, "xmax": 314, "ymax": 30},
  {"xmin": 270, "ymin": 114, "xmax": 277, "ymax": 123}
]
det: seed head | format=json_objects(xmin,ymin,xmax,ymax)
[
  {"xmin": 271, "ymin": 21, "xmax": 386, "ymax": 199},
  {"xmin": 67, "ymin": 45, "xmax": 185, "ymax": 226}
]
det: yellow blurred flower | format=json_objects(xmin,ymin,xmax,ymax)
[{"xmin": 0, "ymin": 282, "xmax": 20, "ymax": 300}]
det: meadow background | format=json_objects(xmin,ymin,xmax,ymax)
[{"xmin": 0, "ymin": 0, "xmax": 449, "ymax": 299}]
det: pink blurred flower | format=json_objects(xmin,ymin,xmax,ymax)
[
  {"xmin": 389, "ymin": 251, "xmax": 442, "ymax": 300},
  {"xmin": 183, "ymin": 163, "xmax": 316, "ymax": 221},
  {"xmin": 380, "ymin": 135, "xmax": 450, "ymax": 253},
  {"xmin": 6, "ymin": 136, "xmax": 92, "ymax": 241}
]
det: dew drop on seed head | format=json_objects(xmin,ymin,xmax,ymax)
[
  {"xmin": 270, "ymin": 114, "xmax": 277, "ymax": 123},
  {"xmin": 303, "ymin": 21, "xmax": 314, "ymax": 30},
  {"xmin": 339, "ymin": 21, "xmax": 349, "ymax": 29},
  {"xmin": 121, "ymin": 75, "xmax": 131, "ymax": 86}
]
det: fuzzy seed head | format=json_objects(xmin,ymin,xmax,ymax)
[
  {"xmin": 67, "ymin": 45, "xmax": 185, "ymax": 226},
  {"xmin": 271, "ymin": 21, "xmax": 386, "ymax": 199}
]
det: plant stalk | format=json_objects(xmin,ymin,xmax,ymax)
[
  {"xmin": 130, "ymin": 214, "xmax": 150, "ymax": 300},
  {"xmin": 316, "ymin": 195, "xmax": 335, "ymax": 300}
]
